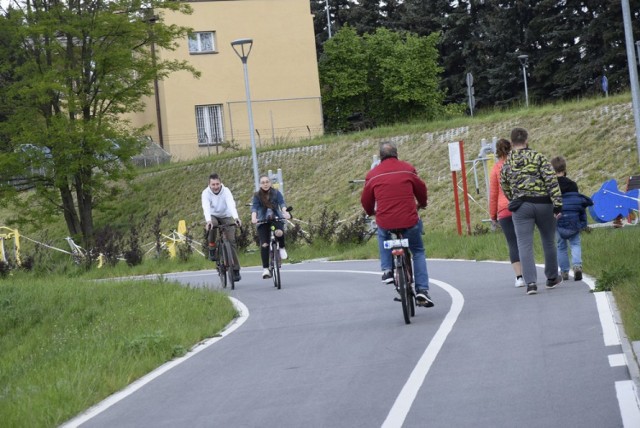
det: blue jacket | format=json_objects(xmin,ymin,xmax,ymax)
[
  {"xmin": 557, "ymin": 192, "xmax": 593, "ymax": 239},
  {"xmin": 251, "ymin": 188, "xmax": 286, "ymax": 222}
]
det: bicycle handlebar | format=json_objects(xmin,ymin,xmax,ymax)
[
  {"xmin": 206, "ymin": 223, "xmax": 237, "ymax": 230},
  {"xmin": 255, "ymin": 206, "xmax": 293, "ymax": 225}
]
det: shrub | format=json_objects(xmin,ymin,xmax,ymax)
[
  {"xmin": 593, "ymin": 266, "xmax": 633, "ymax": 292},
  {"xmin": 94, "ymin": 225, "xmax": 122, "ymax": 267},
  {"xmin": 124, "ymin": 217, "xmax": 143, "ymax": 267},
  {"xmin": 0, "ymin": 260, "xmax": 10, "ymax": 277}
]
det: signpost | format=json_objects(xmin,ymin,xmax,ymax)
[
  {"xmin": 448, "ymin": 141, "xmax": 472, "ymax": 236},
  {"xmin": 466, "ymin": 73, "xmax": 475, "ymax": 117}
]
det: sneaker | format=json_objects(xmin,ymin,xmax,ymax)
[
  {"xmin": 526, "ymin": 283, "xmax": 538, "ymax": 295},
  {"xmin": 233, "ymin": 270, "xmax": 241, "ymax": 282},
  {"xmin": 381, "ymin": 270, "xmax": 394, "ymax": 284},
  {"xmin": 415, "ymin": 290, "xmax": 434, "ymax": 307},
  {"xmin": 561, "ymin": 271, "xmax": 569, "ymax": 281},
  {"xmin": 208, "ymin": 246, "xmax": 217, "ymax": 261},
  {"xmin": 546, "ymin": 276, "xmax": 562, "ymax": 289},
  {"xmin": 279, "ymin": 248, "xmax": 288, "ymax": 260},
  {"xmin": 573, "ymin": 266, "xmax": 583, "ymax": 281},
  {"xmin": 262, "ymin": 268, "xmax": 272, "ymax": 279},
  {"xmin": 515, "ymin": 277, "xmax": 526, "ymax": 288}
]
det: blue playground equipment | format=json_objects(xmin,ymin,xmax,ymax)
[{"xmin": 589, "ymin": 179, "xmax": 640, "ymax": 223}]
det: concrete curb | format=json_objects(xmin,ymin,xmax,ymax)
[
  {"xmin": 583, "ymin": 270, "xmax": 640, "ymax": 410},
  {"xmin": 607, "ymin": 290, "xmax": 640, "ymax": 396}
]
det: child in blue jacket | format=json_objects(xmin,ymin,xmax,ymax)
[{"xmin": 550, "ymin": 156, "xmax": 593, "ymax": 281}]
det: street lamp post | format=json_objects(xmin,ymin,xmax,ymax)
[
  {"xmin": 622, "ymin": 0, "xmax": 640, "ymax": 164},
  {"xmin": 325, "ymin": 0, "xmax": 332, "ymax": 38},
  {"xmin": 518, "ymin": 54, "xmax": 529, "ymax": 108},
  {"xmin": 231, "ymin": 38, "xmax": 260, "ymax": 192}
]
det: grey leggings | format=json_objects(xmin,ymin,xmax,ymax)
[
  {"xmin": 498, "ymin": 216, "xmax": 520, "ymax": 264},
  {"xmin": 512, "ymin": 202, "xmax": 558, "ymax": 284}
]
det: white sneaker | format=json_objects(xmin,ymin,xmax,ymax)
[
  {"xmin": 262, "ymin": 268, "xmax": 272, "ymax": 279},
  {"xmin": 279, "ymin": 248, "xmax": 288, "ymax": 260},
  {"xmin": 515, "ymin": 277, "xmax": 526, "ymax": 288}
]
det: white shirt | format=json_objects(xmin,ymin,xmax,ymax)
[{"xmin": 201, "ymin": 184, "xmax": 239, "ymax": 222}]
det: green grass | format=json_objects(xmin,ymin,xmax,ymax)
[{"xmin": 0, "ymin": 275, "xmax": 236, "ymax": 428}]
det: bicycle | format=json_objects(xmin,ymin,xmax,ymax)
[
  {"xmin": 257, "ymin": 207, "xmax": 292, "ymax": 290},
  {"xmin": 383, "ymin": 229, "xmax": 415, "ymax": 324},
  {"xmin": 208, "ymin": 223, "xmax": 239, "ymax": 290}
]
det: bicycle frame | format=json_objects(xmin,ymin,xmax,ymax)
[
  {"xmin": 257, "ymin": 218, "xmax": 284, "ymax": 289},
  {"xmin": 209, "ymin": 223, "xmax": 237, "ymax": 290}
]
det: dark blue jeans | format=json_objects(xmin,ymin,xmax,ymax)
[{"xmin": 377, "ymin": 219, "xmax": 429, "ymax": 292}]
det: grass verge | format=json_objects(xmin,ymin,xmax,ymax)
[{"xmin": 0, "ymin": 276, "xmax": 236, "ymax": 427}]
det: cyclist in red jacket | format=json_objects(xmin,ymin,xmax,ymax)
[{"xmin": 360, "ymin": 141, "xmax": 433, "ymax": 307}]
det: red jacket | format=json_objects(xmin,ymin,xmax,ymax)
[
  {"xmin": 360, "ymin": 157, "xmax": 427, "ymax": 229},
  {"xmin": 489, "ymin": 159, "xmax": 512, "ymax": 220}
]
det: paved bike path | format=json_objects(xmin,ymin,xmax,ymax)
[{"xmin": 66, "ymin": 259, "xmax": 639, "ymax": 427}]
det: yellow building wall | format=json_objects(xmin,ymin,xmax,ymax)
[{"xmin": 128, "ymin": 0, "xmax": 324, "ymax": 160}]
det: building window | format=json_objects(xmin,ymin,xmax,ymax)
[
  {"xmin": 188, "ymin": 31, "xmax": 216, "ymax": 54},
  {"xmin": 196, "ymin": 105, "xmax": 224, "ymax": 146}
]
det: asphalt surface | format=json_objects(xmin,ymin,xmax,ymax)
[{"xmin": 63, "ymin": 259, "xmax": 640, "ymax": 428}]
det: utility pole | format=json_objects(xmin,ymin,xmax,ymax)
[
  {"xmin": 621, "ymin": 0, "xmax": 640, "ymax": 164},
  {"xmin": 325, "ymin": 0, "xmax": 332, "ymax": 38}
]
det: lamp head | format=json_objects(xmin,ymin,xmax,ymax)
[
  {"xmin": 518, "ymin": 54, "xmax": 529, "ymax": 66},
  {"xmin": 231, "ymin": 38, "xmax": 254, "ymax": 60}
]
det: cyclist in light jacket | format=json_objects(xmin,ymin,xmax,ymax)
[{"xmin": 202, "ymin": 173, "xmax": 241, "ymax": 282}]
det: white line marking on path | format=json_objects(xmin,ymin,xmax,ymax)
[
  {"xmin": 274, "ymin": 269, "xmax": 465, "ymax": 426},
  {"xmin": 616, "ymin": 381, "xmax": 640, "ymax": 427},
  {"xmin": 594, "ymin": 291, "xmax": 621, "ymax": 347},
  {"xmin": 610, "ymin": 353, "xmax": 627, "ymax": 367},
  {"xmin": 60, "ymin": 298, "xmax": 249, "ymax": 428},
  {"xmin": 382, "ymin": 279, "xmax": 464, "ymax": 428}
]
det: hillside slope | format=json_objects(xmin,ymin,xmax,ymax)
[{"xmin": 93, "ymin": 96, "xmax": 638, "ymax": 241}]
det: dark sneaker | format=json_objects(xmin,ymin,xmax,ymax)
[
  {"xmin": 561, "ymin": 271, "xmax": 569, "ymax": 281},
  {"xmin": 573, "ymin": 266, "xmax": 583, "ymax": 281},
  {"xmin": 208, "ymin": 247, "xmax": 217, "ymax": 261},
  {"xmin": 526, "ymin": 283, "xmax": 538, "ymax": 295},
  {"xmin": 416, "ymin": 290, "xmax": 434, "ymax": 307},
  {"xmin": 381, "ymin": 270, "xmax": 394, "ymax": 284},
  {"xmin": 233, "ymin": 270, "xmax": 241, "ymax": 282},
  {"xmin": 546, "ymin": 276, "xmax": 562, "ymax": 289}
]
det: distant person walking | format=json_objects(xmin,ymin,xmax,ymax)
[
  {"xmin": 550, "ymin": 156, "xmax": 593, "ymax": 281},
  {"xmin": 500, "ymin": 127, "xmax": 563, "ymax": 295},
  {"xmin": 489, "ymin": 138, "xmax": 524, "ymax": 287}
]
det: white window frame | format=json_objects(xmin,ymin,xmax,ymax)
[
  {"xmin": 188, "ymin": 31, "xmax": 216, "ymax": 54},
  {"xmin": 196, "ymin": 105, "xmax": 224, "ymax": 146}
]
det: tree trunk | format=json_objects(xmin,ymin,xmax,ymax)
[
  {"xmin": 59, "ymin": 184, "xmax": 81, "ymax": 236},
  {"xmin": 75, "ymin": 169, "xmax": 94, "ymax": 248}
]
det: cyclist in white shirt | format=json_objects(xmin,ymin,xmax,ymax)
[{"xmin": 202, "ymin": 173, "xmax": 242, "ymax": 282}]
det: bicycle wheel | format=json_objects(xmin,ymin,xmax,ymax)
[
  {"xmin": 395, "ymin": 257, "xmax": 411, "ymax": 324},
  {"xmin": 217, "ymin": 262, "xmax": 227, "ymax": 289},
  {"xmin": 223, "ymin": 240, "xmax": 235, "ymax": 290},
  {"xmin": 404, "ymin": 252, "xmax": 415, "ymax": 317},
  {"xmin": 271, "ymin": 241, "xmax": 281, "ymax": 290}
]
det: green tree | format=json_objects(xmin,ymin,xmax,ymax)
[
  {"xmin": 0, "ymin": 0, "xmax": 198, "ymax": 247},
  {"xmin": 318, "ymin": 25, "xmax": 368, "ymax": 131},
  {"xmin": 319, "ymin": 26, "xmax": 444, "ymax": 131},
  {"xmin": 365, "ymin": 28, "xmax": 444, "ymax": 123}
]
